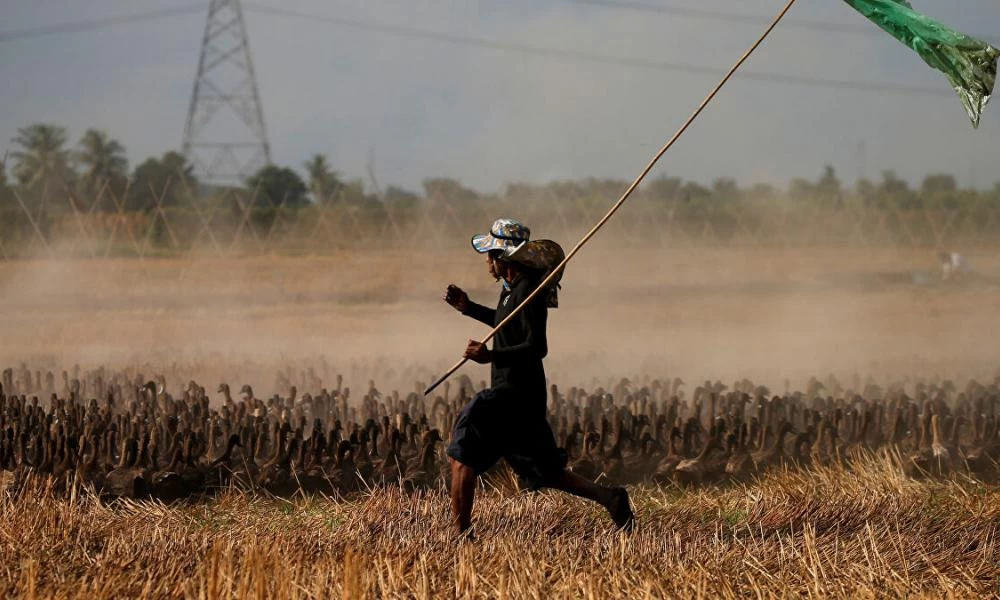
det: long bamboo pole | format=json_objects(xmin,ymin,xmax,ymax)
[{"xmin": 425, "ymin": 0, "xmax": 799, "ymax": 396}]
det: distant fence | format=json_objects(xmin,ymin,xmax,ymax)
[{"xmin": 2, "ymin": 180, "xmax": 999, "ymax": 261}]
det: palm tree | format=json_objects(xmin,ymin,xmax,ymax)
[
  {"xmin": 75, "ymin": 129, "xmax": 128, "ymax": 201},
  {"xmin": 303, "ymin": 153, "xmax": 341, "ymax": 203},
  {"xmin": 0, "ymin": 152, "xmax": 13, "ymax": 209},
  {"xmin": 0, "ymin": 151, "xmax": 8, "ymax": 189},
  {"xmin": 9, "ymin": 124, "xmax": 72, "ymax": 188}
]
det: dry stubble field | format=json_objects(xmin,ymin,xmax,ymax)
[
  {"xmin": 4, "ymin": 457, "xmax": 1000, "ymax": 598},
  {"xmin": 1, "ymin": 244, "xmax": 1000, "ymax": 598}
]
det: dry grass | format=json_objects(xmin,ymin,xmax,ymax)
[{"xmin": 3, "ymin": 454, "xmax": 999, "ymax": 599}]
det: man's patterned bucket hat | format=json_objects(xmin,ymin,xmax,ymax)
[{"xmin": 471, "ymin": 218, "xmax": 530, "ymax": 254}]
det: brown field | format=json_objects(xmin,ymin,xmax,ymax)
[
  {"xmin": 3, "ymin": 457, "xmax": 1000, "ymax": 598},
  {"xmin": 2, "ymin": 245, "xmax": 1000, "ymax": 598}
]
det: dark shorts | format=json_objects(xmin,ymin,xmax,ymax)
[{"xmin": 446, "ymin": 385, "xmax": 568, "ymax": 490}]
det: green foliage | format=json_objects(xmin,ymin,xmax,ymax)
[
  {"xmin": 789, "ymin": 178, "xmax": 814, "ymax": 201},
  {"xmin": 303, "ymin": 154, "xmax": 342, "ymax": 203},
  {"xmin": 422, "ymin": 178, "xmax": 480, "ymax": 203},
  {"xmin": 246, "ymin": 165, "xmax": 309, "ymax": 208},
  {"xmin": 129, "ymin": 151, "xmax": 197, "ymax": 211},
  {"xmin": 679, "ymin": 181, "xmax": 711, "ymax": 203},
  {"xmin": 745, "ymin": 183, "xmax": 779, "ymax": 203},
  {"xmin": 920, "ymin": 174, "xmax": 961, "ymax": 209},
  {"xmin": 646, "ymin": 176, "xmax": 683, "ymax": 203},
  {"xmin": 341, "ymin": 178, "xmax": 378, "ymax": 208},
  {"xmin": 788, "ymin": 166, "xmax": 841, "ymax": 204},
  {"xmin": 0, "ymin": 156, "xmax": 12, "ymax": 210},
  {"xmin": 921, "ymin": 174, "xmax": 957, "ymax": 195},
  {"xmin": 384, "ymin": 185, "xmax": 420, "ymax": 210},
  {"xmin": 9, "ymin": 124, "xmax": 73, "ymax": 188},
  {"xmin": 815, "ymin": 165, "xmax": 842, "ymax": 201},
  {"xmin": 6, "ymin": 120, "xmax": 1000, "ymax": 253},
  {"xmin": 856, "ymin": 178, "xmax": 876, "ymax": 203},
  {"xmin": 712, "ymin": 177, "xmax": 740, "ymax": 203},
  {"xmin": 74, "ymin": 129, "xmax": 128, "ymax": 208},
  {"xmin": 877, "ymin": 170, "xmax": 919, "ymax": 208}
]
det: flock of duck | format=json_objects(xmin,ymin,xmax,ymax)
[{"xmin": 1, "ymin": 365, "xmax": 998, "ymax": 502}]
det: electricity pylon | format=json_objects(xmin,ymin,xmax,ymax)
[{"xmin": 182, "ymin": 0, "xmax": 271, "ymax": 187}]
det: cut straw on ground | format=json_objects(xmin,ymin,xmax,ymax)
[{"xmin": 2, "ymin": 452, "xmax": 999, "ymax": 598}]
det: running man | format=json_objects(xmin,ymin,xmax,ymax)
[{"xmin": 443, "ymin": 218, "xmax": 634, "ymax": 536}]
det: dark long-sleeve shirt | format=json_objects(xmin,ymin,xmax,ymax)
[{"xmin": 462, "ymin": 275, "xmax": 548, "ymax": 399}]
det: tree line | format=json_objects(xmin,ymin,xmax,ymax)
[
  {"xmin": 3, "ymin": 123, "xmax": 999, "ymax": 221},
  {"xmin": 0, "ymin": 124, "xmax": 347, "ymax": 214}
]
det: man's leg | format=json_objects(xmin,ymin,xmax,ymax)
[
  {"xmin": 545, "ymin": 469, "xmax": 612, "ymax": 504},
  {"xmin": 544, "ymin": 469, "xmax": 635, "ymax": 531},
  {"xmin": 449, "ymin": 457, "xmax": 477, "ymax": 534}
]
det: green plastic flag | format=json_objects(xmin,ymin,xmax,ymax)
[{"xmin": 843, "ymin": 0, "xmax": 999, "ymax": 127}]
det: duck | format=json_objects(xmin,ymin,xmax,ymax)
[
  {"xmin": 673, "ymin": 431, "xmax": 725, "ymax": 487},
  {"xmin": 650, "ymin": 426, "xmax": 684, "ymax": 484},
  {"xmin": 104, "ymin": 437, "xmax": 149, "ymax": 499},
  {"xmin": 751, "ymin": 421, "xmax": 794, "ymax": 472},
  {"xmin": 725, "ymin": 422, "xmax": 754, "ymax": 481},
  {"xmin": 403, "ymin": 429, "xmax": 443, "ymax": 491}
]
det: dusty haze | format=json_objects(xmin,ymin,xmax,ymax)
[{"xmin": 1, "ymin": 238, "xmax": 998, "ymax": 399}]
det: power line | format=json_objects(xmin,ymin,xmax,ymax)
[
  {"xmin": 0, "ymin": 5, "xmax": 205, "ymax": 43},
  {"xmin": 242, "ymin": 3, "xmax": 953, "ymax": 98},
  {"xmin": 0, "ymin": 2, "xmax": 976, "ymax": 99},
  {"xmin": 568, "ymin": 0, "xmax": 1000, "ymax": 45},
  {"xmin": 573, "ymin": 0, "xmax": 875, "ymax": 35}
]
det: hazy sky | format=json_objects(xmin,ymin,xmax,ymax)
[{"xmin": 1, "ymin": 0, "xmax": 997, "ymax": 193}]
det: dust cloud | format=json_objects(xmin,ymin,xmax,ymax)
[{"xmin": 1, "ymin": 237, "xmax": 998, "ymax": 399}]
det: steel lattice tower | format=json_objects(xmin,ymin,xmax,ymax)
[{"xmin": 183, "ymin": 0, "xmax": 271, "ymax": 186}]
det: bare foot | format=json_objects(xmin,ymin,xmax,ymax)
[
  {"xmin": 607, "ymin": 487, "xmax": 635, "ymax": 533},
  {"xmin": 454, "ymin": 526, "xmax": 476, "ymax": 543}
]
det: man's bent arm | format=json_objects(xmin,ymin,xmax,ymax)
[{"xmin": 462, "ymin": 300, "xmax": 496, "ymax": 327}]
